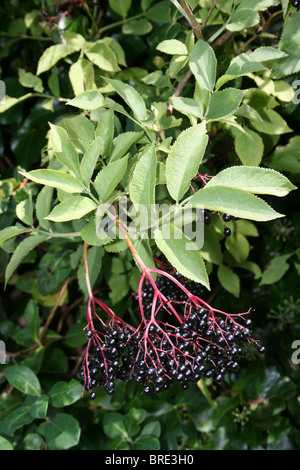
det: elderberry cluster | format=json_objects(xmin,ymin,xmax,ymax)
[
  {"xmin": 80, "ymin": 307, "xmax": 265, "ymax": 399},
  {"xmin": 79, "ymin": 327, "xmax": 142, "ymax": 399},
  {"xmin": 138, "ymin": 271, "xmax": 209, "ymax": 318}
]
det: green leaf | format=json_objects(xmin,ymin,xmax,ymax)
[
  {"xmin": 225, "ymin": 232, "xmax": 250, "ymax": 263},
  {"xmin": 104, "ymin": 78, "xmax": 147, "ymax": 121},
  {"xmin": 24, "ymin": 299, "xmax": 39, "ymax": 342},
  {"xmin": 94, "ymin": 156, "xmax": 128, "ymax": 202},
  {"xmin": 205, "ymin": 166, "xmax": 296, "ymax": 196},
  {"xmin": 109, "ymin": 131, "xmax": 144, "ymax": 162},
  {"xmin": 217, "ymin": 265, "xmax": 240, "ymax": 297},
  {"xmin": 154, "ymin": 224, "xmax": 210, "ymax": 289},
  {"xmin": 129, "ymin": 144, "xmax": 156, "ymax": 228},
  {"xmin": 189, "ymin": 40, "xmax": 217, "ymax": 92},
  {"xmin": 249, "ymin": 46, "xmax": 288, "ymax": 62},
  {"xmin": 109, "ymin": 0, "xmax": 131, "ymax": 17},
  {"xmin": 35, "ymin": 186, "xmax": 53, "ymax": 230},
  {"xmin": 80, "ymin": 137, "xmax": 104, "ymax": 186},
  {"xmin": 45, "ymin": 196, "xmax": 97, "ymax": 222},
  {"xmin": 166, "ymin": 122, "xmax": 208, "ymax": 201},
  {"xmin": 95, "ymin": 109, "xmax": 114, "ymax": 157},
  {"xmin": 187, "ymin": 186, "xmax": 284, "ymax": 221},
  {"xmin": 49, "ymin": 379, "xmax": 82, "ymax": 408},
  {"xmin": 15, "ymin": 198, "xmax": 33, "ymax": 226},
  {"xmin": 65, "ymin": 322, "xmax": 87, "ymax": 347},
  {"xmin": 27, "ymin": 395, "xmax": 49, "ymax": 419},
  {"xmin": 61, "ymin": 115, "xmax": 95, "ymax": 154},
  {"xmin": 67, "ymin": 91, "xmax": 105, "ymax": 110},
  {"xmin": 122, "ymin": 18, "xmax": 152, "ymax": 35},
  {"xmin": 49, "ymin": 124, "xmax": 81, "ymax": 179},
  {"xmin": 260, "ymin": 253, "xmax": 293, "ymax": 285},
  {"xmin": 18, "ymin": 68, "xmax": 44, "ymax": 92},
  {"xmin": 38, "ymin": 248, "xmax": 72, "ymax": 295},
  {"xmin": 0, "ymin": 405, "xmax": 35, "ymax": 436},
  {"xmin": 205, "ymin": 88, "xmax": 244, "ymax": 120},
  {"xmin": 0, "ymin": 226, "xmax": 31, "ymax": 247},
  {"xmin": 201, "ymin": 225, "xmax": 223, "ymax": 265},
  {"xmin": 5, "ymin": 365, "xmax": 41, "ymax": 397},
  {"xmin": 38, "ymin": 413, "xmax": 81, "ymax": 450},
  {"xmin": 264, "ymin": 136, "xmax": 300, "ymax": 173},
  {"xmin": 23, "ymin": 433, "xmax": 45, "ymax": 450},
  {"xmin": 132, "ymin": 435, "xmax": 160, "ymax": 450},
  {"xmin": 271, "ymin": 10, "xmax": 300, "ymax": 77},
  {"xmin": 84, "ymin": 40, "xmax": 120, "ymax": 72},
  {"xmin": 103, "ymin": 412, "xmax": 128, "ymax": 440},
  {"xmin": 156, "ymin": 39, "xmax": 188, "ymax": 55},
  {"xmin": 80, "ymin": 216, "xmax": 111, "ymax": 246},
  {"xmin": 0, "ymin": 436, "xmax": 14, "ymax": 450},
  {"xmin": 226, "ymin": 8, "xmax": 259, "ymax": 31},
  {"xmin": 169, "ymin": 97, "xmax": 203, "ymax": 119},
  {"xmin": 234, "ymin": 127, "xmax": 264, "ymax": 166},
  {"xmin": 37, "ymin": 33, "xmax": 85, "ymax": 75},
  {"xmin": 5, "ymin": 235, "xmax": 47, "ymax": 287},
  {"xmin": 251, "ymin": 109, "xmax": 292, "ymax": 135},
  {"xmin": 19, "ymin": 169, "xmax": 84, "ymax": 193}
]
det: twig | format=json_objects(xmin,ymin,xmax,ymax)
[
  {"xmin": 39, "ymin": 279, "xmax": 69, "ymax": 342},
  {"xmin": 199, "ymin": 0, "xmax": 218, "ymax": 34}
]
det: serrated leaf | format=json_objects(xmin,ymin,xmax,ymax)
[
  {"xmin": 189, "ymin": 40, "xmax": 217, "ymax": 91},
  {"xmin": 156, "ymin": 39, "xmax": 188, "ymax": 55},
  {"xmin": 104, "ymin": 78, "xmax": 147, "ymax": 121},
  {"xmin": 109, "ymin": 131, "xmax": 144, "ymax": 162},
  {"xmin": 187, "ymin": 186, "xmax": 284, "ymax": 221},
  {"xmin": 205, "ymin": 166, "xmax": 296, "ymax": 196},
  {"xmin": 205, "ymin": 88, "xmax": 244, "ymax": 120},
  {"xmin": 45, "ymin": 196, "xmax": 97, "ymax": 222},
  {"xmin": 49, "ymin": 124, "xmax": 81, "ymax": 179},
  {"xmin": 35, "ymin": 186, "xmax": 53, "ymax": 230},
  {"xmin": 166, "ymin": 122, "xmax": 208, "ymax": 201},
  {"xmin": 260, "ymin": 253, "xmax": 293, "ymax": 285},
  {"xmin": 169, "ymin": 97, "xmax": 203, "ymax": 119},
  {"xmin": 226, "ymin": 8, "xmax": 259, "ymax": 31},
  {"xmin": 94, "ymin": 156, "xmax": 128, "ymax": 202},
  {"xmin": 251, "ymin": 108, "xmax": 292, "ymax": 135},
  {"xmin": 80, "ymin": 137, "xmax": 104, "ymax": 186},
  {"xmin": 154, "ymin": 224, "xmax": 210, "ymax": 289},
  {"xmin": 19, "ymin": 169, "xmax": 84, "ymax": 193},
  {"xmin": 67, "ymin": 91, "xmax": 105, "ymax": 110},
  {"xmin": 37, "ymin": 33, "xmax": 85, "ymax": 75},
  {"xmin": 129, "ymin": 144, "xmax": 156, "ymax": 227},
  {"xmin": 84, "ymin": 40, "xmax": 120, "ymax": 72},
  {"xmin": 0, "ymin": 226, "xmax": 31, "ymax": 247},
  {"xmin": 5, "ymin": 235, "xmax": 47, "ymax": 287},
  {"xmin": 234, "ymin": 127, "xmax": 264, "ymax": 166}
]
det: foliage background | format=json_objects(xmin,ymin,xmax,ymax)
[{"xmin": 0, "ymin": 0, "xmax": 299, "ymax": 450}]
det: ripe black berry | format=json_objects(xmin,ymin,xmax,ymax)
[
  {"xmin": 85, "ymin": 330, "xmax": 93, "ymax": 338},
  {"xmin": 223, "ymin": 227, "xmax": 231, "ymax": 237},
  {"xmin": 222, "ymin": 213, "xmax": 232, "ymax": 222},
  {"xmin": 89, "ymin": 391, "xmax": 96, "ymax": 400},
  {"xmin": 292, "ymin": 0, "xmax": 300, "ymax": 7},
  {"xmin": 255, "ymin": 27, "xmax": 262, "ymax": 34}
]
